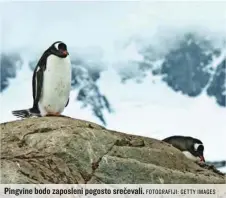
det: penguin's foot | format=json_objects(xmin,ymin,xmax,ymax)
[{"xmin": 46, "ymin": 112, "xmax": 61, "ymax": 117}]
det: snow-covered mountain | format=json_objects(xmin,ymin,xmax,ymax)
[
  {"xmin": 0, "ymin": 1, "xmax": 226, "ymax": 172},
  {"xmin": 1, "ymin": 33, "xmax": 225, "ymax": 124}
]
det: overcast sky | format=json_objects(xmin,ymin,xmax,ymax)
[{"xmin": 1, "ymin": 1, "xmax": 226, "ymax": 55}]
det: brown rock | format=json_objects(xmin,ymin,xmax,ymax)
[{"xmin": 1, "ymin": 117, "xmax": 225, "ymax": 184}]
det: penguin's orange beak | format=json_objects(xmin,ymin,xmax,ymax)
[
  {"xmin": 62, "ymin": 50, "xmax": 68, "ymax": 55},
  {"xmin": 59, "ymin": 49, "xmax": 68, "ymax": 55},
  {"xmin": 200, "ymin": 156, "xmax": 205, "ymax": 162}
]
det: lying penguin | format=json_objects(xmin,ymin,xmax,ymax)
[
  {"xmin": 12, "ymin": 41, "xmax": 71, "ymax": 118},
  {"xmin": 162, "ymin": 135, "xmax": 205, "ymax": 162}
]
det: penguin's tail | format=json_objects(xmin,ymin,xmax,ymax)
[{"xmin": 12, "ymin": 108, "xmax": 40, "ymax": 118}]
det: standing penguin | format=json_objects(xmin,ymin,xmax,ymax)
[
  {"xmin": 162, "ymin": 135, "xmax": 205, "ymax": 162},
  {"xmin": 12, "ymin": 41, "xmax": 71, "ymax": 118}
]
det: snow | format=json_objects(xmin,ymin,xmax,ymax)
[{"xmin": 0, "ymin": 1, "xmax": 226, "ymax": 171}]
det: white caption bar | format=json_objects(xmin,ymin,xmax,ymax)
[{"xmin": 0, "ymin": 184, "xmax": 226, "ymax": 198}]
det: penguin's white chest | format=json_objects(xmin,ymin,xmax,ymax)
[
  {"xmin": 182, "ymin": 151, "xmax": 200, "ymax": 162},
  {"xmin": 38, "ymin": 55, "xmax": 71, "ymax": 116}
]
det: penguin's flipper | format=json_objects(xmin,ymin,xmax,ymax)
[
  {"xmin": 12, "ymin": 109, "xmax": 40, "ymax": 118},
  {"xmin": 32, "ymin": 65, "xmax": 44, "ymax": 108},
  {"xmin": 35, "ymin": 68, "xmax": 44, "ymax": 105},
  {"xmin": 65, "ymin": 98, "xmax": 70, "ymax": 107}
]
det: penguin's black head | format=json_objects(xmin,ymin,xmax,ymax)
[
  {"xmin": 190, "ymin": 139, "xmax": 205, "ymax": 162},
  {"xmin": 50, "ymin": 41, "xmax": 69, "ymax": 58}
]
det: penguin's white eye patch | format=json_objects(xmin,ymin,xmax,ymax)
[
  {"xmin": 54, "ymin": 43, "xmax": 61, "ymax": 50},
  {"xmin": 194, "ymin": 143, "xmax": 203, "ymax": 151}
]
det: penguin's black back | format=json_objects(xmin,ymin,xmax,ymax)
[{"xmin": 162, "ymin": 135, "xmax": 203, "ymax": 151}]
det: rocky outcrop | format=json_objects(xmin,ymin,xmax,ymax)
[{"xmin": 1, "ymin": 117, "xmax": 225, "ymax": 184}]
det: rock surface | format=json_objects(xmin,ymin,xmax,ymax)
[{"xmin": 1, "ymin": 117, "xmax": 225, "ymax": 184}]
